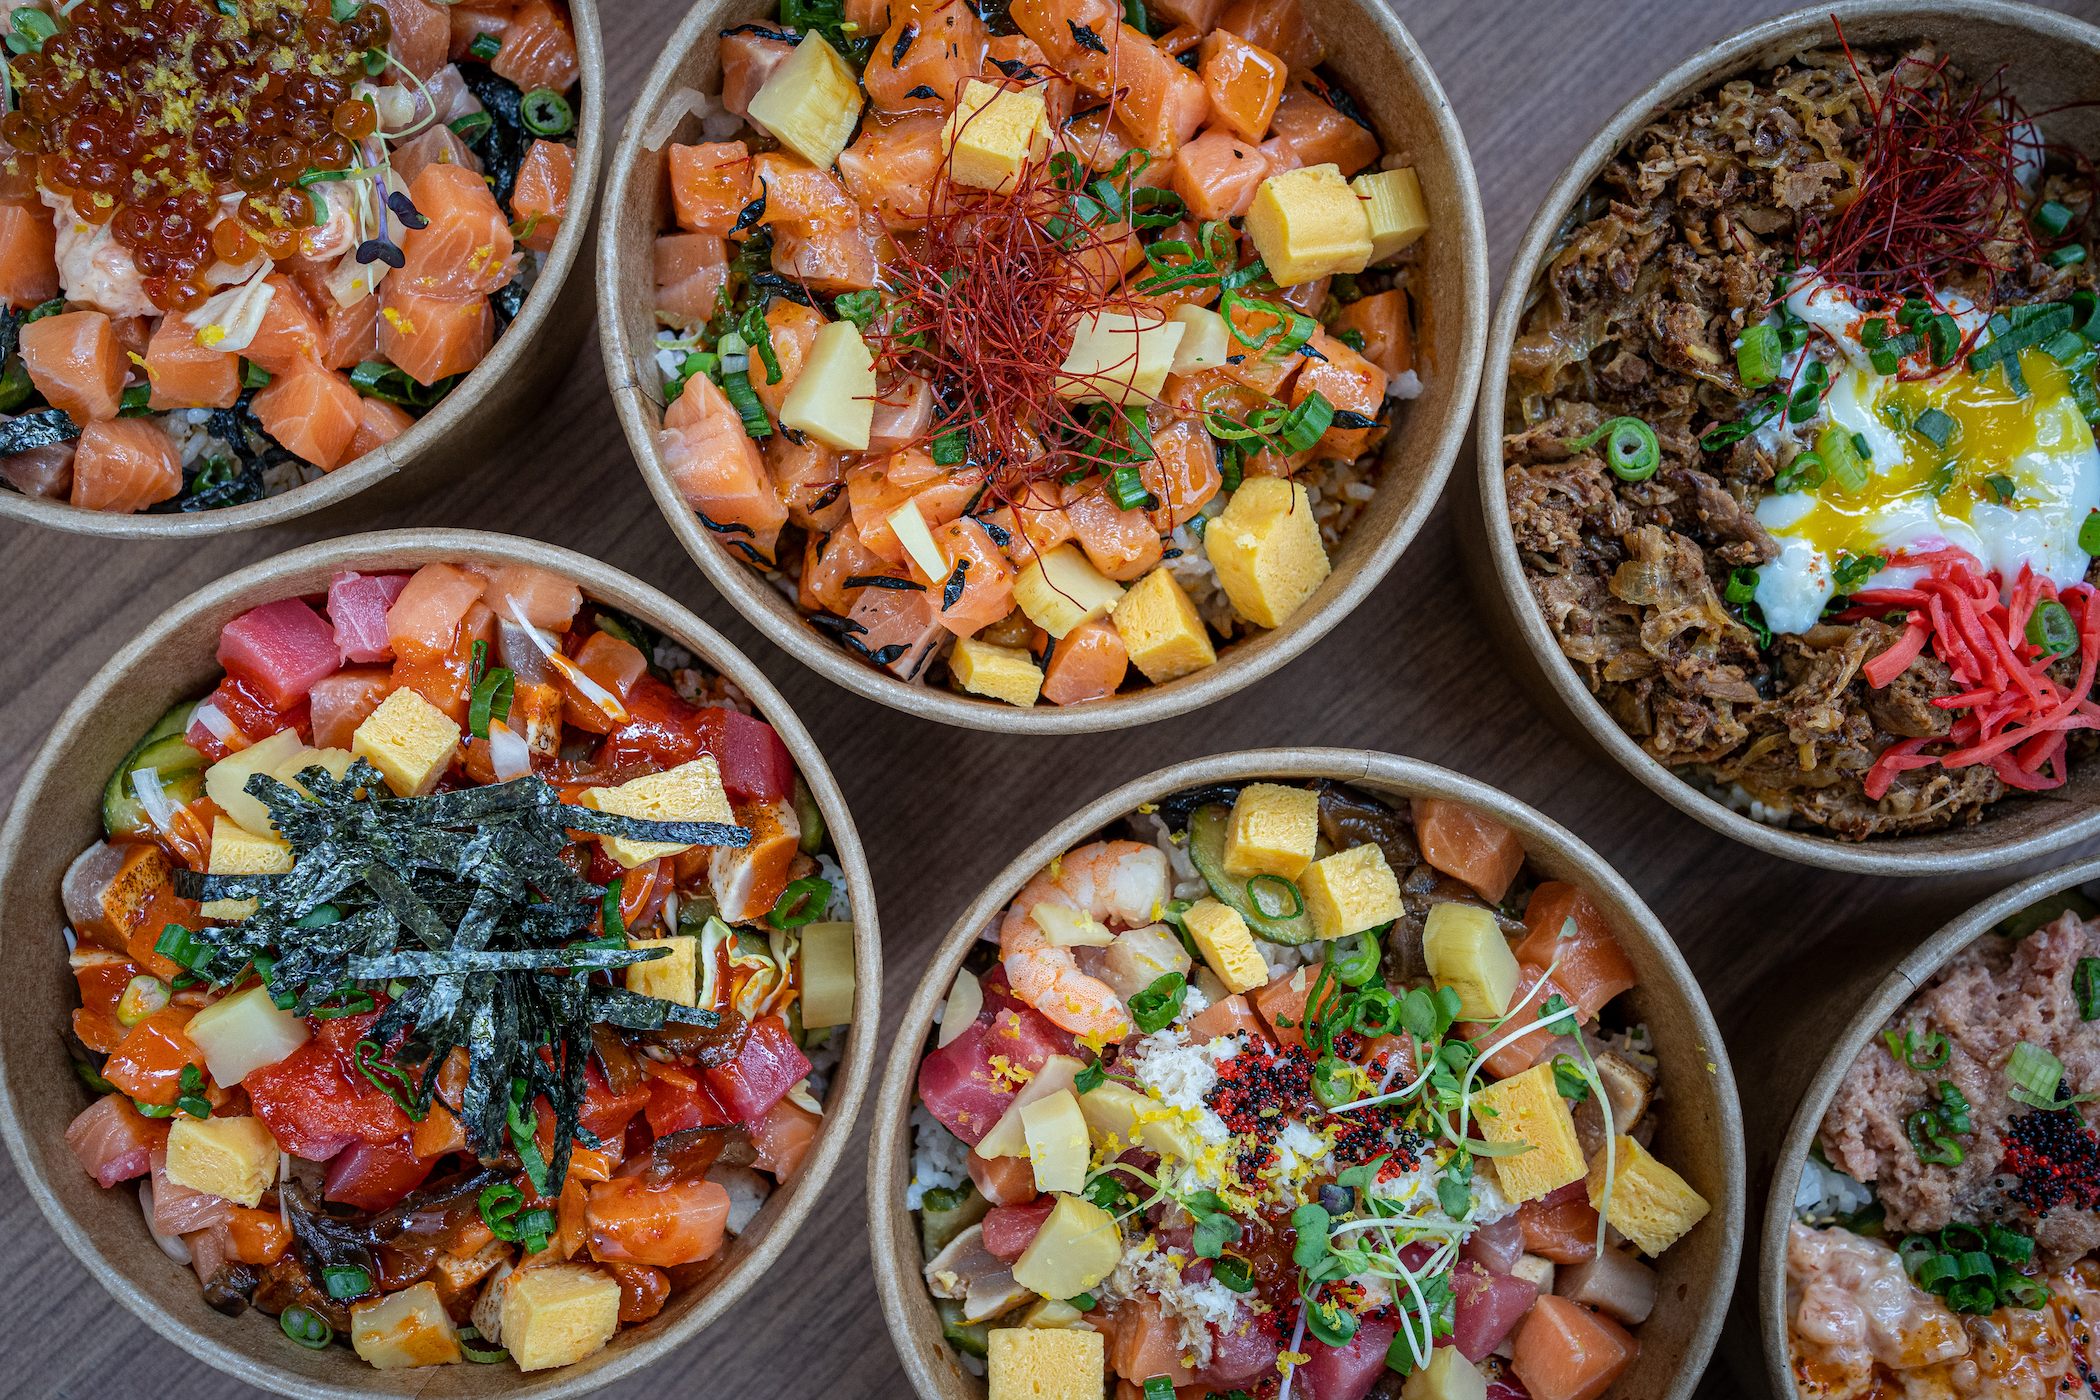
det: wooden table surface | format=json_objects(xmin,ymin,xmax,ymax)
[{"xmin": 9, "ymin": 1, "xmax": 2100, "ymax": 1396}]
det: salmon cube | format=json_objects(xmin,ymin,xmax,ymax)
[
  {"xmin": 660, "ymin": 375, "xmax": 788, "ymax": 566},
  {"xmin": 490, "ymin": 0, "xmax": 581, "ymax": 92},
  {"xmin": 1149, "ymin": 0, "xmax": 1225, "ymax": 30},
  {"xmin": 847, "ymin": 449, "xmax": 945, "ymax": 564},
  {"xmin": 1111, "ymin": 28, "xmax": 1207, "ymax": 156},
  {"xmin": 21, "ymin": 309, "xmax": 127, "ymax": 425},
  {"xmin": 655, "ymin": 233, "xmax": 728, "ymax": 330},
  {"xmin": 1064, "ymin": 485, "xmax": 1164, "ymax": 581},
  {"xmin": 254, "ymin": 367, "xmax": 364, "ymax": 471},
  {"xmin": 379, "ymin": 283, "xmax": 495, "ymax": 386},
  {"xmin": 448, "ymin": 5, "xmax": 507, "ymax": 63},
  {"xmin": 1216, "ymin": 0, "xmax": 1325, "ymax": 70},
  {"xmin": 347, "ymin": 397, "xmax": 417, "ymax": 464},
  {"xmin": 1040, "ymin": 615, "xmax": 1127, "ymax": 704},
  {"xmin": 70, "ymin": 418, "xmax": 182, "ymax": 513},
  {"xmin": 667, "ymin": 142, "xmax": 752, "ymax": 237},
  {"xmin": 1199, "ymin": 29, "xmax": 1286, "ymax": 143},
  {"xmin": 769, "ymin": 218, "xmax": 880, "ymax": 294},
  {"xmin": 1009, "ymin": 0, "xmax": 1122, "ymax": 95},
  {"xmin": 1291, "ymin": 330, "xmax": 1385, "ymax": 458},
  {"xmin": 1267, "ymin": 82, "xmax": 1378, "ymax": 176},
  {"xmin": 1140, "ymin": 417, "xmax": 1222, "ymax": 529},
  {"xmin": 144, "ymin": 316, "xmax": 240, "ymax": 411},
  {"xmin": 844, "ymin": 586, "xmax": 944, "ymax": 678},
  {"xmin": 0, "ymin": 201, "xmax": 57, "ymax": 308},
  {"xmin": 377, "ymin": 0, "xmax": 450, "ymax": 80},
  {"xmin": 310, "ymin": 667, "xmax": 395, "ymax": 751},
  {"xmin": 1510, "ymin": 1295, "xmax": 1638, "ymax": 1400},
  {"xmin": 799, "ymin": 521, "xmax": 894, "ymax": 616},
  {"xmin": 765, "ymin": 433, "xmax": 850, "ymax": 532},
  {"xmin": 1171, "ymin": 128, "xmax": 1271, "ymax": 223},
  {"xmin": 837, "ymin": 116, "xmax": 946, "ymax": 232},
  {"xmin": 926, "ymin": 516, "xmax": 1017, "ymax": 637},
  {"xmin": 1330, "ymin": 288, "xmax": 1411, "ymax": 379},
  {"xmin": 317, "ymin": 289, "xmax": 381, "ymax": 371},
  {"xmin": 512, "ymin": 139, "xmax": 573, "ymax": 252},
  {"xmin": 865, "ymin": 0, "xmax": 989, "ymax": 112},
  {"xmin": 400, "ymin": 163, "xmax": 516, "ymax": 298},
  {"xmin": 240, "ymin": 274, "xmax": 325, "ymax": 377}
]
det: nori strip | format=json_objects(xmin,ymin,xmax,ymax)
[
  {"xmin": 491, "ymin": 278, "xmax": 526, "ymax": 332},
  {"xmin": 171, "ymin": 761, "xmax": 741, "ymax": 1189},
  {"xmin": 457, "ymin": 63, "xmax": 530, "ymax": 211},
  {"xmin": 0, "ymin": 407, "xmax": 78, "ymax": 455}
]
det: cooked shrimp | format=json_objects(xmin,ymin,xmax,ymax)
[{"xmin": 998, "ymin": 840, "xmax": 1169, "ymax": 1041}]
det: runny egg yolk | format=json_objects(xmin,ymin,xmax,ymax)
[{"xmin": 1773, "ymin": 346, "xmax": 2093, "ymax": 565}]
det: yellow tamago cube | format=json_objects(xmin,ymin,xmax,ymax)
[
  {"xmin": 1205, "ymin": 478, "xmax": 1331, "ymax": 629},
  {"xmin": 1299, "ymin": 842, "xmax": 1402, "ymax": 940},
  {"xmin": 163, "ymin": 1114, "xmax": 279, "ymax": 1207},
  {"xmin": 1353, "ymin": 167, "xmax": 1429, "ymax": 263},
  {"xmin": 1015, "ymin": 543, "xmax": 1125, "ymax": 637},
  {"xmin": 945, "ymin": 79, "xmax": 1050, "ymax": 192},
  {"xmin": 1111, "ymin": 566, "xmax": 1216, "ymax": 682},
  {"xmin": 352, "ymin": 687, "xmax": 462, "ymax": 797},
  {"xmin": 986, "ymin": 1324, "xmax": 1105, "ymax": 1400},
  {"xmin": 582, "ymin": 756, "xmax": 735, "ymax": 867},
  {"xmin": 1221, "ymin": 782, "xmax": 1319, "ymax": 879},
  {"xmin": 1588, "ymin": 1135, "xmax": 1711, "ymax": 1256},
  {"xmin": 951, "ymin": 635, "xmax": 1045, "ymax": 706},
  {"xmin": 1245, "ymin": 163, "xmax": 1373, "ymax": 287},
  {"xmin": 351, "ymin": 1281, "xmax": 462, "ymax": 1370},
  {"xmin": 1476, "ymin": 1063, "xmax": 1587, "ymax": 1203},
  {"xmin": 202, "ymin": 816, "xmax": 292, "ymax": 920},
  {"xmin": 498, "ymin": 1263, "xmax": 623, "ymax": 1372},
  {"xmin": 625, "ymin": 934, "xmax": 697, "ymax": 1006},
  {"xmin": 745, "ymin": 32, "xmax": 863, "ymax": 170},
  {"xmin": 1182, "ymin": 899, "xmax": 1266, "ymax": 995}
]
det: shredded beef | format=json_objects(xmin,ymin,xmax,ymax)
[{"xmin": 1500, "ymin": 44, "xmax": 2090, "ymax": 840}]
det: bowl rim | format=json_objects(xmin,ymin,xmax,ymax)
[
  {"xmin": 865, "ymin": 747, "xmax": 1745, "ymax": 1400},
  {"xmin": 1469, "ymin": 0, "xmax": 2100, "ymax": 874},
  {"xmin": 595, "ymin": 0, "xmax": 1490, "ymax": 734},
  {"xmin": 0, "ymin": 526, "xmax": 884, "ymax": 1399},
  {"xmin": 0, "ymin": 2, "xmax": 608, "ymax": 540},
  {"xmin": 1756, "ymin": 854, "xmax": 2100, "ymax": 1395}
]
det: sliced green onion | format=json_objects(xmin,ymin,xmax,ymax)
[
  {"xmin": 520, "ymin": 88, "xmax": 575, "ymax": 137},
  {"xmin": 281, "ymin": 1305, "xmax": 334, "ymax": 1349},
  {"xmin": 1327, "ymin": 932, "xmax": 1378, "ymax": 987},
  {"xmin": 469, "ymin": 31, "xmax": 501, "ymax": 61},
  {"xmin": 2035, "ymin": 200, "xmax": 2075, "ymax": 237},
  {"xmin": 767, "ymin": 876, "xmax": 833, "ymax": 928},
  {"xmin": 1564, "ymin": 415, "xmax": 1660, "ymax": 481},
  {"xmin": 2044, "ymin": 328, "xmax": 2088, "ymax": 364},
  {"xmin": 1311, "ymin": 1055, "xmax": 1351, "ymax": 1109},
  {"xmin": 1907, "ymin": 1109, "xmax": 1963, "ymax": 1166},
  {"xmin": 456, "ymin": 1326, "xmax": 510, "ymax": 1363},
  {"xmin": 1913, "ymin": 406, "xmax": 1957, "ymax": 448},
  {"xmin": 450, "ymin": 111, "xmax": 494, "ymax": 146},
  {"xmin": 1106, "ymin": 463, "xmax": 1155, "ymax": 512},
  {"xmin": 2077, "ymin": 957, "xmax": 2100, "ymax": 1021},
  {"xmin": 1788, "ymin": 360, "xmax": 1830, "ymax": 424},
  {"xmin": 1211, "ymin": 1256, "xmax": 1253, "ymax": 1293},
  {"xmin": 2027, "ymin": 600, "xmax": 2077, "ymax": 659},
  {"xmin": 321, "ymin": 1265, "xmax": 372, "ymax": 1299},
  {"xmin": 2050, "ymin": 244, "xmax": 2089, "ymax": 269},
  {"xmin": 2008, "ymin": 1039, "xmax": 2066, "ymax": 1108},
  {"xmin": 600, "ymin": 872, "xmax": 625, "ymax": 939},
  {"xmin": 1245, "ymin": 874, "xmax": 1303, "ymax": 921},
  {"xmin": 721, "ymin": 370, "xmax": 772, "ymax": 439},
  {"xmin": 1736, "ymin": 324, "xmax": 1782, "ymax": 386}
]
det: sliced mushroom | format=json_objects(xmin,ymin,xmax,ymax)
[{"xmin": 1572, "ymin": 1049, "xmax": 1654, "ymax": 1159}]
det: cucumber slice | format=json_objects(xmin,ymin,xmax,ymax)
[
  {"xmin": 937, "ymin": 1299, "xmax": 990, "ymax": 1358},
  {"xmin": 102, "ymin": 701, "xmax": 208, "ymax": 839},
  {"xmin": 919, "ymin": 1182, "xmax": 991, "ymax": 1259},
  {"xmin": 794, "ymin": 774, "xmax": 825, "ymax": 856},
  {"xmin": 1187, "ymin": 804, "xmax": 1316, "ymax": 946}
]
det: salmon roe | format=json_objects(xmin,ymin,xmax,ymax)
[{"xmin": 3, "ymin": 0, "xmax": 390, "ymax": 312}]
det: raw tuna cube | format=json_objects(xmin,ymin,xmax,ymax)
[
  {"xmin": 328, "ymin": 571, "xmax": 413, "ymax": 663},
  {"xmin": 692, "ymin": 707, "xmax": 797, "ymax": 803},
  {"xmin": 704, "ymin": 1014, "xmax": 811, "ymax": 1123},
  {"xmin": 1300, "ymin": 1318, "xmax": 1398, "ymax": 1400},
  {"xmin": 217, "ymin": 598, "xmax": 341, "ymax": 711}
]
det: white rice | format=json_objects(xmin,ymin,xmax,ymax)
[
  {"xmin": 905, "ymin": 1102, "xmax": 971, "ymax": 1211},
  {"xmin": 1690, "ymin": 774, "xmax": 1798, "ymax": 829}
]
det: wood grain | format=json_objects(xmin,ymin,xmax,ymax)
[{"xmin": 2, "ymin": 2, "xmax": 2095, "ymax": 1397}]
